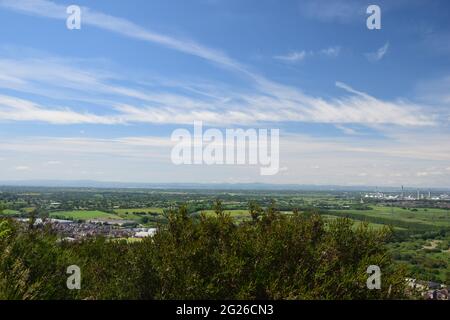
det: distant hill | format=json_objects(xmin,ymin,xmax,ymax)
[{"xmin": 0, "ymin": 180, "xmax": 449, "ymax": 192}]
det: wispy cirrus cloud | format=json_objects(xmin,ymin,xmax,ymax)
[
  {"xmin": 366, "ymin": 42, "xmax": 390, "ymax": 62},
  {"xmin": 0, "ymin": 94, "xmax": 122, "ymax": 125},
  {"xmin": 335, "ymin": 125, "xmax": 359, "ymax": 135},
  {"xmin": 320, "ymin": 46, "xmax": 341, "ymax": 57},
  {"xmin": 0, "ymin": 0, "xmax": 246, "ymax": 74},
  {"xmin": 0, "ymin": 1, "xmax": 436, "ymax": 129},
  {"xmin": 0, "ymin": 55, "xmax": 436, "ymax": 127},
  {"xmin": 14, "ymin": 165, "xmax": 31, "ymax": 171},
  {"xmin": 274, "ymin": 51, "xmax": 307, "ymax": 63},
  {"xmin": 274, "ymin": 46, "xmax": 341, "ymax": 63},
  {"xmin": 0, "ymin": 0, "xmax": 447, "ymax": 187}
]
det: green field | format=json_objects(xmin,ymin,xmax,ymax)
[
  {"xmin": 321, "ymin": 214, "xmax": 389, "ymax": 230},
  {"xmin": 113, "ymin": 208, "xmax": 166, "ymax": 224},
  {"xmin": 328, "ymin": 205, "xmax": 450, "ymax": 229},
  {"xmin": 49, "ymin": 210, "xmax": 120, "ymax": 220},
  {"xmin": 198, "ymin": 210, "xmax": 405, "ymax": 229},
  {"xmin": 2, "ymin": 186, "xmax": 450, "ymax": 285},
  {"xmin": 49, "ymin": 208, "xmax": 168, "ymax": 224},
  {"xmin": 0, "ymin": 209, "xmax": 20, "ymax": 215},
  {"xmin": 114, "ymin": 207, "xmax": 164, "ymax": 215}
]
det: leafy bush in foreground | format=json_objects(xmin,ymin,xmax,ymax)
[{"xmin": 0, "ymin": 203, "xmax": 406, "ymax": 300}]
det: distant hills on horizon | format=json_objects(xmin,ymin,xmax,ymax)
[{"xmin": 0, "ymin": 180, "xmax": 449, "ymax": 192}]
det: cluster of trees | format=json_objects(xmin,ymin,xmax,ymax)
[
  {"xmin": 0, "ymin": 202, "xmax": 407, "ymax": 300},
  {"xmin": 388, "ymin": 231, "xmax": 450, "ymax": 283}
]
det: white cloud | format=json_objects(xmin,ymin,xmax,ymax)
[
  {"xmin": 320, "ymin": 46, "xmax": 341, "ymax": 57},
  {"xmin": 0, "ymin": 0, "xmax": 243, "ymax": 73},
  {"xmin": 0, "ymin": 55, "xmax": 435, "ymax": 127},
  {"xmin": 0, "ymin": 1, "xmax": 436, "ymax": 128},
  {"xmin": 1, "ymin": 131, "xmax": 449, "ymax": 186},
  {"xmin": 357, "ymin": 172, "xmax": 368, "ymax": 177},
  {"xmin": 14, "ymin": 165, "xmax": 31, "ymax": 171},
  {"xmin": 416, "ymin": 171, "xmax": 443, "ymax": 177},
  {"xmin": 274, "ymin": 51, "xmax": 307, "ymax": 63},
  {"xmin": 0, "ymin": 94, "xmax": 122, "ymax": 125},
  {"xmin": 0, "ymin": 0, "xmax": 447, "ymax": 187},
  {"xmin": 274, "ymin": 46, "xmax": 340, "ymax": 63},
  {"xmin": 335, "ymin": 125, "xmax": 358, "ymax": 135},
  {"xmin": 46, "ymin": 160, "xmax": 61, "ymax": 165},
  {"xmin": 366, "ymin": 42, "xmax": 390, "ymax": 62}
]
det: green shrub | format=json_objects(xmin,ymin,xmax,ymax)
[{"xmin": 0, "ymin": 202, "xmax": 407, "ymax": 300}]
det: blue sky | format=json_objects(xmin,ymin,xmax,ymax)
[{"xmin": 0, "ymin": 0, "xmax": 449, "ymax": 187}]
